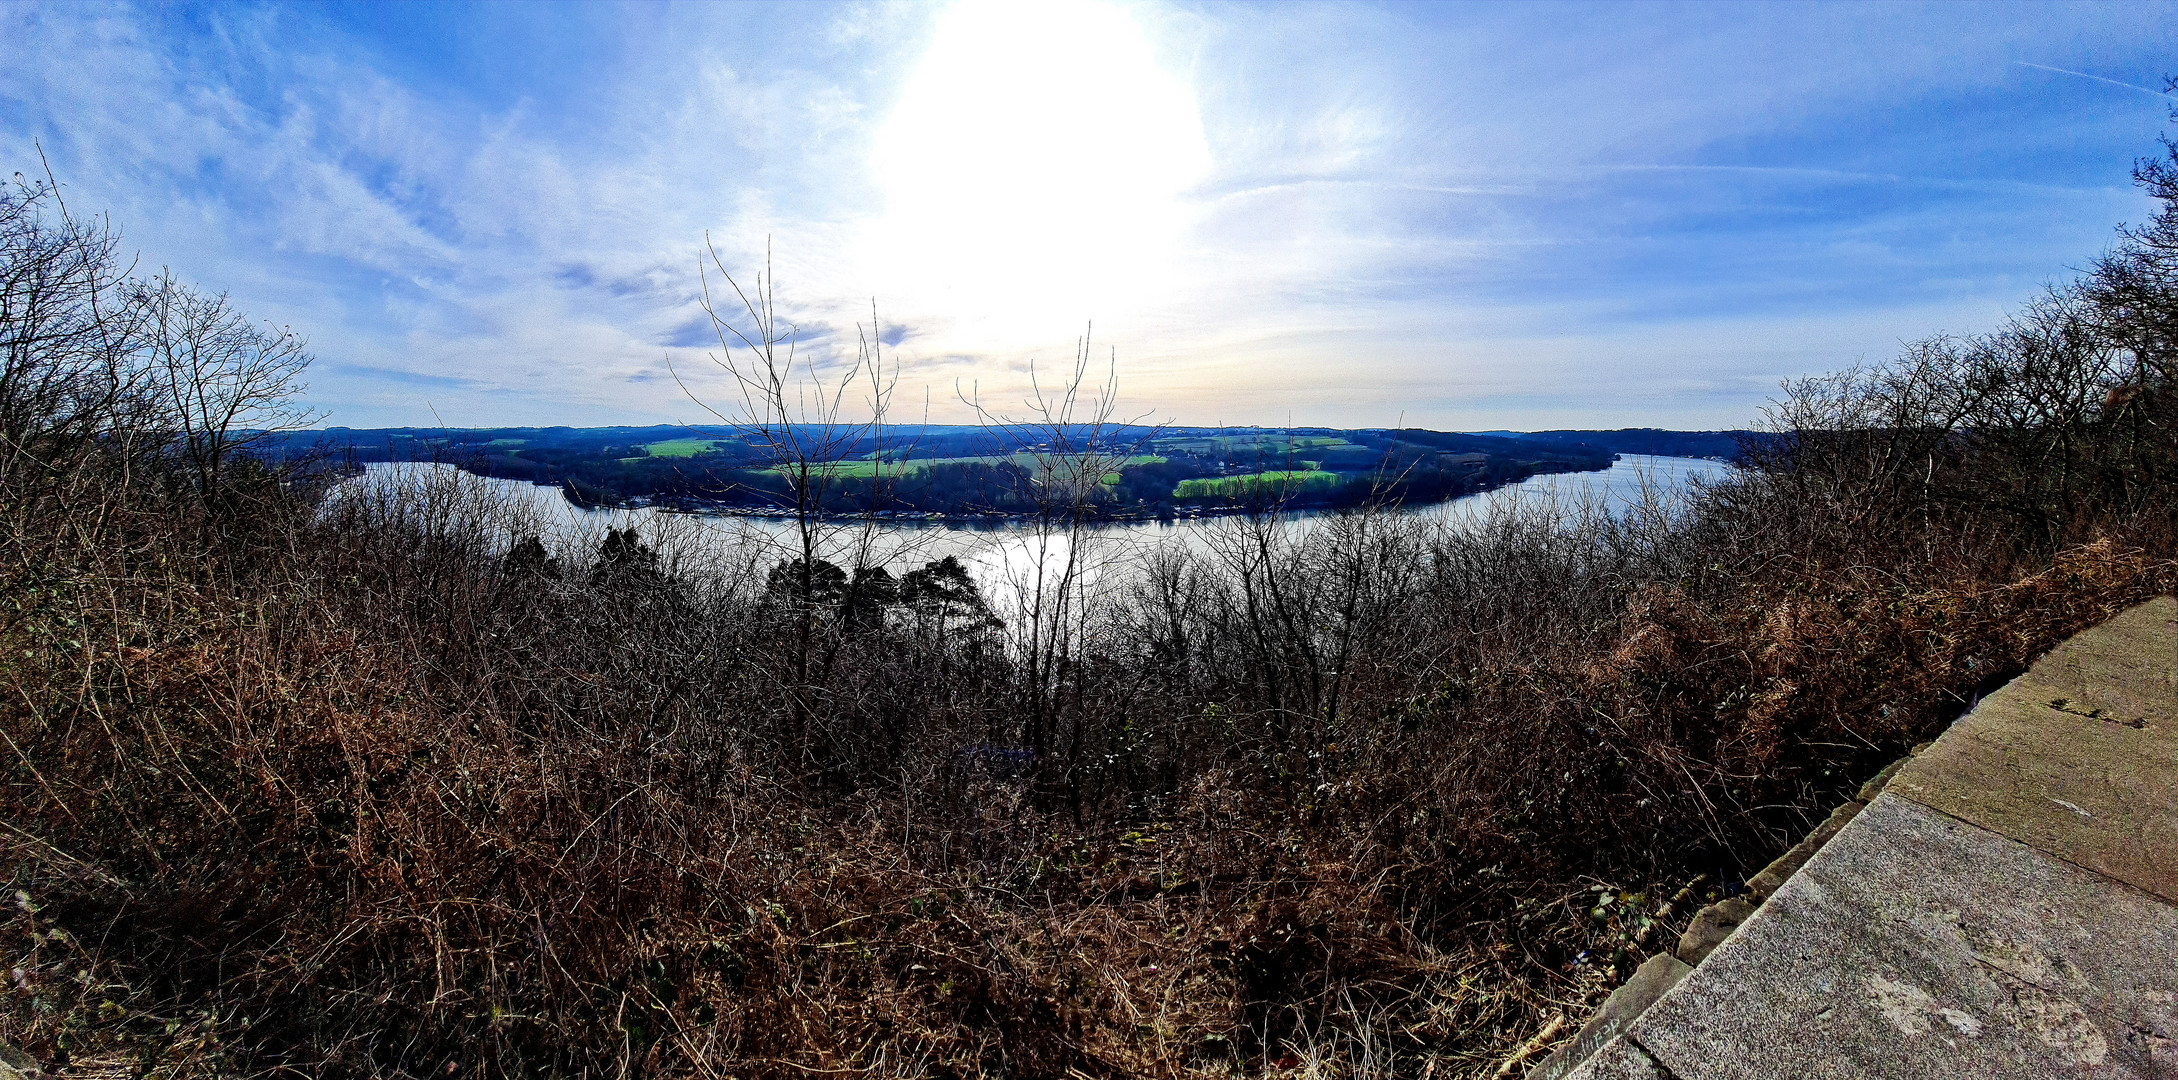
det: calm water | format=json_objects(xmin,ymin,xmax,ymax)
[{"xmin": 345, "ymin": 454, "xmax": 1729, "ymax": 614}]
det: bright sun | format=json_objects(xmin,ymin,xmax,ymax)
[{"xmin": 867, "ymin": 0, "xmax": 1209, "ymax": 340}]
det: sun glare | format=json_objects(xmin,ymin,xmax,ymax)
[{"xmin": 867, "ymin": 0, "xmax": 1209, "ymax": 340}]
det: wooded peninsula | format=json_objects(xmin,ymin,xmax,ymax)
[{"xmin": 263, "ymin": 425, "xmax": 1749, "ymax": 518}]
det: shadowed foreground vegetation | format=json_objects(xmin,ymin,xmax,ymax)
[{"xmin": 3, "ymin": 122, "xmax": 2176, "ymax": 1077}]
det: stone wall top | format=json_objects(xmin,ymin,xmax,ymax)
[{"xmin": 1537, "ymin": 596, "xmax": 2178, "ymax": 1080}]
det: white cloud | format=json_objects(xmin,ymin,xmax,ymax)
[{"xmin": 2, "ymin": 0, "xmax": 2172, "ymax": 429}]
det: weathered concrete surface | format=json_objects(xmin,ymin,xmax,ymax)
[
  {"xmin": 1674, "ymin": 896, "xmax": 1755, "ymax": 966},
  {"xmin": 1888, "ymin": 596, "xmax": 2178, "ymax": 904},
  {"xmin": 1532, "ymin": 953, "xmax": 1691, "ymax": 1080},
  {"xmin": 1631, "ymin": 793, "xmax": 2178, "ymax": 1078},
  {"xmin": 0, "ymin": 1042, "xmax": 43, "ymax": 1080},
  {"xmin": 2022, "ymin": 596, "xmax": 2178, "ymax": 725},
  {"xmin": 1560, "ymin": 1036, "xmax": 1664, "ymax": 1080},
  {"xmin": 1533, "ymin": 597, "xmax": 2178, "ymax": 1080}
]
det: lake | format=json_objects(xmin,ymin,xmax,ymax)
[{"xmin": 346, "ymin": 454, "xmax": 1731, "ymax": 615}]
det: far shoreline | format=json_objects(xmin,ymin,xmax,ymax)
[{"xmin": 544, "ymin": 456, "xmax": 1647, "ymax": 524}]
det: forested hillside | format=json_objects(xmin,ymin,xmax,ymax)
[
  {"xmin": 263, "ymin": 423, "xmax": 1613, "ymax": 517},
  {"xmin": 1472, "ymin": 428, "xmax": 1752, "ymax": 460}
]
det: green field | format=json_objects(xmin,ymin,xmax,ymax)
[
  {"xmin": 640, "ymin": 437, "xmax": 730, "ymax": 458},
  {"xmin": 1173, "ymin": 470, "xmax": 1342, "ymax": 499},
  {"xmin": 767, "ymin": 453, "xmax": 1163, "ymax": 482},
  {"xmin": 1020, "ymin": 453, "xmax": 1164, "ymax": 481},
  {"xmin": 766, "ymin": 458, "xmax": 958, "ymax": 479}
]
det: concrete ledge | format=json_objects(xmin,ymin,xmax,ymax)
[
  {"xmin": 0, "ymin": 1042, "xmax": 44, "ymax": 1080},
  {"xmin": 1631, "ymin": 793, "xmax": 2178, "ymax": 1078},
  {"xmin": 1887, "ymin": 596, "xmax": 2178, "ymax": 904},
  {"xmin": 1561, "ymin": 1035, "xmax": 1665, "ymax": 1079},
  {"xmin": 1531, "ymin": 953, "xmax": 1691, "ymax": 1080},
  {"xmin": 1536, "ymin": 596, "xmax": 2178, "ymax": 1079}
]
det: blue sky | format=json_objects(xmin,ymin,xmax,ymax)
[{"xmin": 3, "ymin": 1, "xmax": 2173, "ymax": 429}]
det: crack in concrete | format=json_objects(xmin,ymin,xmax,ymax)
[
  {"xmin": 2046, "ymin": 696, "xmax": 2149, "ymax": 729},
  {"xmin": 1621, "ymin": 1034, "xmax": 1686, "ymax": 1080}
]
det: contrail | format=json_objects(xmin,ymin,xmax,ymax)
[{"xmin": 2014, "ymin": 62, "xmax": 2172, "ymax": 99}]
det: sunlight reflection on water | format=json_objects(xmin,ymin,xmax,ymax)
[{"xmin": 345, "ymin": 454, "xmax": 1730, "ymax": 621}]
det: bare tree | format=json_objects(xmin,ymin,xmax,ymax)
[
  {"xmin": 673, "ymin": 237, "xmax": 916, "ymax": 776},
  {"xmin": 139, "ymin": 270, "xmax": 321, "ymax": 506},
  {"xmin": 958, "ymin": 328, "xmax": 1159, "ymax": 781},
  {"xmin": 0, "ymin": 169, "xmax": 147, "ymax": 485}
]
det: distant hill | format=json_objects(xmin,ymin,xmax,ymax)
[
  {"xmin": 260, "ymin": 423, "xmax": 1617, "ymax": 518},
  {"xmin": 1470, "ymin": 428, "xmax": 1754, "ymax": 461}
]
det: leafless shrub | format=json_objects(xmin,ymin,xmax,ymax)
[{"xmin": 137, "ymin": 269, "xmax": 322, "ymax": 510}]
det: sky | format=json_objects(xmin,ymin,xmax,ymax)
[{"xmin": 3, "ymin": 1, "xmax": 2175, "ymax": 431}]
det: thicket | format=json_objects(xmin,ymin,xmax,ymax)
[{"xmin": 3, "ymin": 117, "xmax": 2175, "ymax": 1079}]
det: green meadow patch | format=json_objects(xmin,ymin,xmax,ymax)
[
  {"xmin": 765, "ymin": 453, "xmax": 1164, "ymax": 482},
  {"xmin": 1173, "ymin": 469, "xmax": 1342, "ymax": 499},
  {"xmin": 640, "ymin": 437, "xmax": 731, "ymax": 458}
]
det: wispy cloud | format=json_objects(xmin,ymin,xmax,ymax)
[
  {"xmin": 2015, "ymin": 62, "xmax": 2173, "ymax": 100},
  {"xmin": 2, "ymin": 1, "xmax": 2173, "ymax": 430}
]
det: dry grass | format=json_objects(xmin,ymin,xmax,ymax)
[{"xmin": 3, "ymin": 441, "xmax": 2171, "ymax": 1078}]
